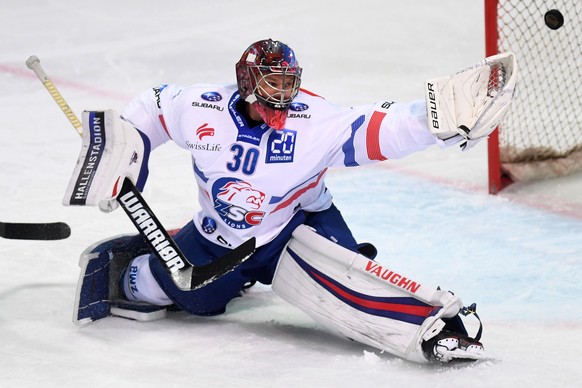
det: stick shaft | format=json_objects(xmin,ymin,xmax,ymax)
[{"xmin": 26, "ymin": 55, "xmax": 82, "ymax": 136}]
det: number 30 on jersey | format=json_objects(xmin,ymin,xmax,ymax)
[{"xmin": 227, "ymin": 129, "xmax": 297, "ymax": 175}]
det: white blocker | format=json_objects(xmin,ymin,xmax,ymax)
[{"xmin": 63, "ymin": 110, "xmax": 149, "ymax": 212}]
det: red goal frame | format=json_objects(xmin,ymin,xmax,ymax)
[{"xmin": 485, "ymin": 0, "xmax": 513, "ymax": 194}]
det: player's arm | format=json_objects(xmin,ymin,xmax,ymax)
[
  {"xmin": 326, "ymin": 99, "xmax": 442, "ymax": 167},
  {"xmin": 121, "ymin": 84, "xmax": 181, "ymax": 149},
  {"xmin": 328, "ymin": 53, "xmax": 516, "ymax": 167}
]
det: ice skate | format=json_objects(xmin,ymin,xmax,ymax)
[{"xmin": 422, "ymin": 331, "xmax": 488, "ymax": 363}]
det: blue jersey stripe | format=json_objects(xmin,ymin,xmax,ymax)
[{"xmin": 342, "ymin": 115, "xmax": 365, "ymax": 167}]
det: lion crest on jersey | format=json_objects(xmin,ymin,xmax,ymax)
[{"xmin": 213, "ymin": 178, "xmax": 266, "ymax": 229}]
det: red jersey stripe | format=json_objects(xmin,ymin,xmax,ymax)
[
  {"xmin": 366, "ymin": 111, "xmax": 387, "ymax": 161},
  {"xmin": 159, "ymin": 114, "xmax": 172, "ymax": 139},
  {"xmin": 270, "ymin": 169, "xmax": 327, "ymax": 213}
]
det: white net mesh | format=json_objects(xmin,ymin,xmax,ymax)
[{"xmin": 495, "ymin": 0, "xmax": 582, "ymax": 180}]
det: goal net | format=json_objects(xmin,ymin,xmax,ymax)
[{"xmin": 485, "ymin": 0, "xmax": 582, "ymax": 193}]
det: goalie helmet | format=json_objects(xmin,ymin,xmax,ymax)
[{"xmin": 236, "ymin": 39, "xmax": 302, "ymax": 130}]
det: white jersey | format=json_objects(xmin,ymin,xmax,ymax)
[{"xmin": 121, "ymin": 83, "xmax": 440, "ymax": 248}]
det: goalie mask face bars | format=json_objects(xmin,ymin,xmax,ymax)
[{"xmin": 252, "ymin": 70, "xmax": 301, "ymax": 110}]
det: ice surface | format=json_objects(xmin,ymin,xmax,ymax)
[{"xmin": 1, "ymin": 1, "xmax": 581, "ymax": 387}]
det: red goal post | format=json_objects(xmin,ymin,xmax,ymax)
[{"xmin": 485, "ymin": 0, "xmax": 582, "ymax": 194}]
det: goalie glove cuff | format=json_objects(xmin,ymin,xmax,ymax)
[{"xmin": 425, "ymin": 75, "xmax": 459, "ymax": 141}]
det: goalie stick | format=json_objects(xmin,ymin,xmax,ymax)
[
  {"xmin": 0, "ymin": 221, "xmax": 71, "ymax": 240},
  {"xmin": 116, "ymin": 176, "xmax": 256, "ymax": 290},
  {"xmin": 25, "ymin": 55, "xmax": 256, "ymax": 290}
]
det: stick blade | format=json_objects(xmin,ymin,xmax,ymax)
[
  {"xmin": 190, "ymin": 237, "xmax": 256, "ymax": 290},
  {"xmin": 0, "ymin": 222, "xmax": 71, "ymax": 240}
]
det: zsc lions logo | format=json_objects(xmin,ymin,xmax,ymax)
[
  {"xmin": 290, "ymin": 102, "xmax": 309, "ymax": 111},
  {"xmin": 201, "ymin": 91, "xmax": 222, "ymax": 102},
  {"xmin": 213, "ymin": 178, "xmax": 266, "ymax": 229}
]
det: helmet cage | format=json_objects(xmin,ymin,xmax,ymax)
[{"xmin": 248, "ymin": 65, "xmax": 302, "ymax": 110}]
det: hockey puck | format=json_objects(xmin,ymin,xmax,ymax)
[{"xmin": 544, "ymin": 9, "xmax": 564, "ymax": 30}]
